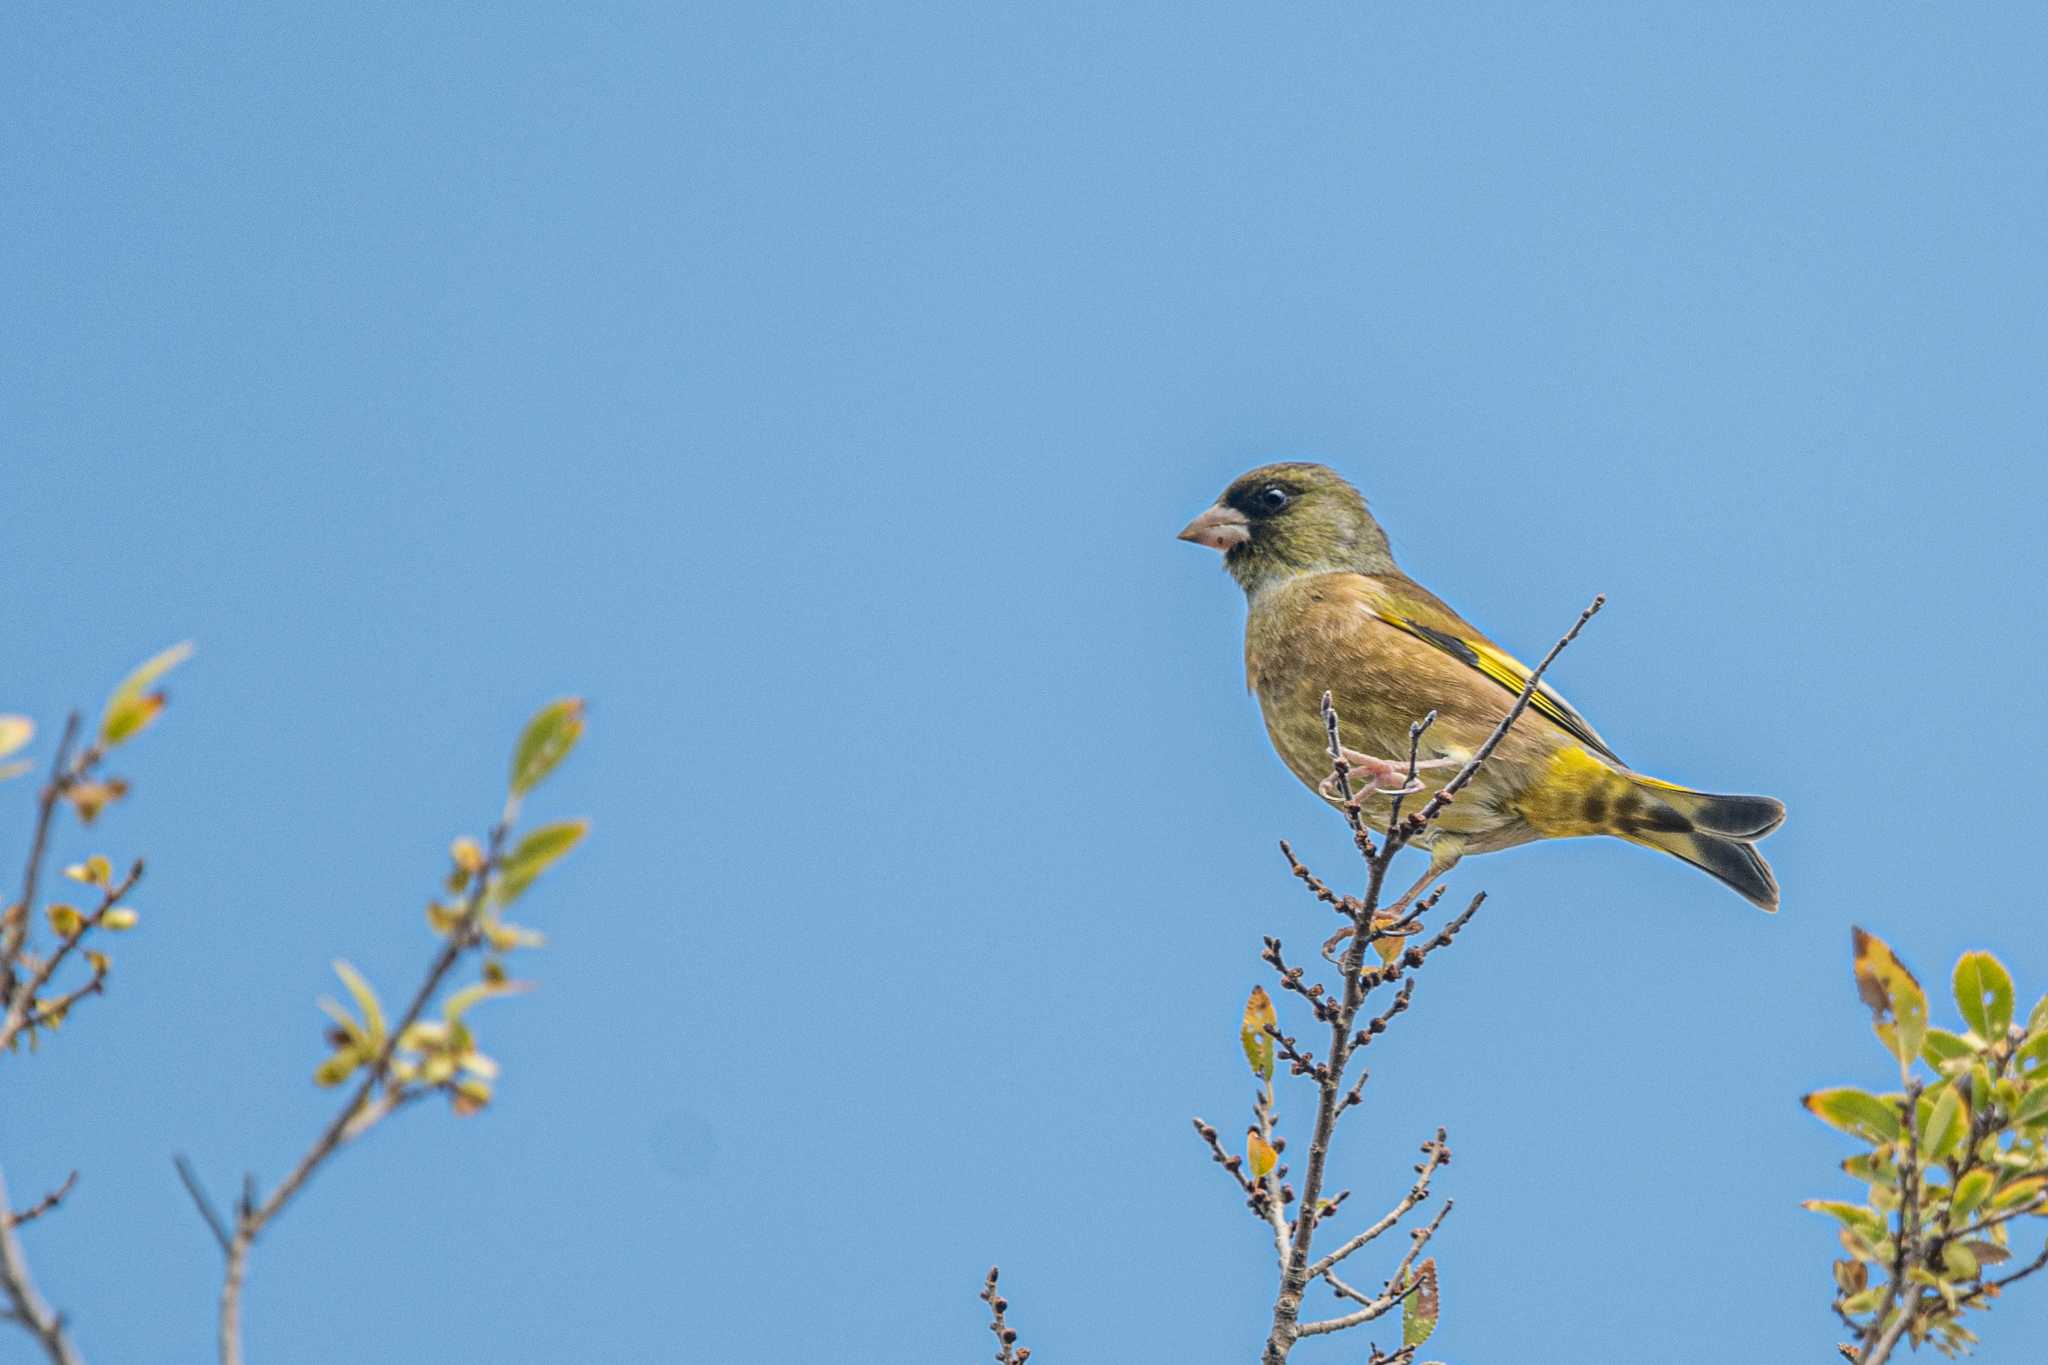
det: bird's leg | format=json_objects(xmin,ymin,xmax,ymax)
[
  {"xmin": 1318, "ymin": 748, "xmax": 1457, "ymax": 801},
  {"xmin": 1320, "ymin": 853, "xmax": 1464, "ymax": 964}
]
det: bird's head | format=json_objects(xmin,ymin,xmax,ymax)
[{"xmin": 1178, "ymin": 462, "xmax": 1395, "ymax": 595}]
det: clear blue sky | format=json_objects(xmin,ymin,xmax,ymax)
[{"xmin": 7, "ymin": 4, "xmax": 2046, "ymax": 1362}]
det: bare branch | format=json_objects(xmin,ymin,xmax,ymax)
[
  {"xmin": 1307, "ymin": 1134, "xmax": 1449, "ymax": 1278},
  {"xmin": 979, "ymin": 1266, "xmax": 1031, "ymax": 1365},
  {"xmin": 3, "ymin": 1173, "xmax": 78, "ymax": 1232},
  {"xmin": 0, "ymin": 1166, "xmax": 83, "ymax": 1365}
]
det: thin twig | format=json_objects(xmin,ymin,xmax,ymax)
[
  {"xmin": 3, "ymin": 1174, "xmax": 78, "ymax": 1232},
  {"xmin": 1380, "ymin": 711, "xmax": 1436, "ymax": 837},
  {"xmin": 1410, "ymin": 595, "xmax": 1604, "ymax": 831},
  {"xmin": 979, "ymin": 1266, "xmax": 1030, "ymax": 1364},
  {"xmin": 1307, "ymin": 1134, "xmax": 1448, "ymax": 1278},
  {"xmin": 2, "ymin": 862, "xmax": 142, "ymax": 1051},
  {"xmin": 0, "ymin": 1166, "xmax": 82, "ymax": 1365},
  {"xmin": 173, "ymin": 1158, "xmax": 231, "ymax": 1255}
]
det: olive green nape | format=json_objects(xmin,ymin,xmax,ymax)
[{"xmin": 1214, "ymin": 462, "xmax": 1398, "ymax": 594}]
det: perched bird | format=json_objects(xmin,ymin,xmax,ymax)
[{"xmin": 1178, "ymin": 462, "xmax": 1784, "ymax": 911}]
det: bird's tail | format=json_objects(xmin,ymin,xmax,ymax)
[{"xmin": 1617, "ymin": 776, "xmax": 1785, "ymax": 911}]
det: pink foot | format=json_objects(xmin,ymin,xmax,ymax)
[{"xmin": 1318, "ymin": 749, "xmax": 1455, "ymax": 800}]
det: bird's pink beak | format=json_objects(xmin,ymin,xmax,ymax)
[{"xmin": 1177, "ymin": 503, "xmax": 1251, "ymax": 552}]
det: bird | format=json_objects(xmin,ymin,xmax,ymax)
[{"xmin": 1178, "ymin": 461, "xmax": 1784, "ymax": 913}]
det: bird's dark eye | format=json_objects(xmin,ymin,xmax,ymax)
[{"xmin": 1259, "ymin": 486, "xmax": 1291, "ymax": 512}]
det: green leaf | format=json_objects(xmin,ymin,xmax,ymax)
[
  {"xmin": 1802, "ymin": 1200, "xmax": 1888, "ymax": 1241},
  {"xmin": 1943, "ymin": 1242, "xmax": 1980, "ymax": 1280},
  {"xmin": 0, "ymin": 715, "xmax": 32, "ymax": 759},
  {"xmin": 1922, "ymin": 1029, "xmax": 1978, "ymax": 1074},
  {"xmin": 1402, "ymin": 1259, "xmax": 1439, "ymax": 1348},
  {"xmin": 2015, "ymin": 1032, "xmax": 2048, "ymax": 1076},
  {"xmin": 332, "ymin": 961, "xmax": 387, "ymax": 1048},
  {"xmin": 494, "ymin": 818, "xmax": 589, "ymax": 904},
  {"xmin": 2011, "ymin": 1084, "xmax": 2048, "ymax": 1128},
  {"xmin": 509, "ymin": 698, "xmax": 585, "ymax": 797},
  {"xmin": 313, "ymin": 1048, "xmax": 362, "ymax": 1086},
  {"xmin": 1954, "ymin": 953, "xmax": 2015, "ymax": 1041},
  {"xmin": 1953, "ymin": 1169, "xmax": 1995, "ymax": 1220},
  {"xmin": 1855, "ymin": 927, "xmax": 1929, "ymax": 1076},
  {"xmin": 1241, "ymin": 986, "xmax": 1276, "ymax": 1082},
  {"xmin": 99, "ymin": 641, "xmax": 193, "ymax": 746},
  {"xmin": 1805, "ymin": 1088, "xmax": 1903, "ymax": 1141},
  {"xmin": 1918, "ymin": 1085, "xmax": 1965, "ymax": 1161}
]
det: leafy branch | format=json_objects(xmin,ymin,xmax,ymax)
[
  {"xmin": 1806, "ymin": 928, "xmax": 2048, "ymax": 1362},
  {"xmin": 0, "ymin": 650, "xmax": 589, "ymax": 1365},
  {"xmin": 180, "ymin": 698, "xmax": 588, "ymax": 1365}
]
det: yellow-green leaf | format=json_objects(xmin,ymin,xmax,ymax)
[
  {"xmin": 1917, "ymin": 1085, "xmax": 1965, "ymax": 1161},
  {"xmin": 0, "ymin": 715, "xmax": 32, "ymax": 759},
  {"xmin": 450, "ymin": 1076, "xmax": 493, "ymax": 1115},
  {"xmin": 1922, "ymin": 1029, "xmax": 1978, "ymax": 1076},
  {"xmin": 317, "ymin": 997, "xmax": 366, "ymax": 1047},
  {"xmin": 1803, "ymin": 1200, "xmax": 1888, "ymax": 1241},
  {"xmin": 494, "ymin": 818, "xmax": 588, "ymax": 904},
  {"xmin": 1402, "ymin": 1258, "xmax": 1439, "ymax": 1348},
  {"xmin": 482, "ymin": 918, "xmax": 544, "ymax": 952},
  {"xmin": 1954, "ymin": 952, "xmax": 2015, "ymax": 1041},
  {"xmin": 64, "ymin": 856, "xmax": 112, "ymax": 888},
  {"xmin": 1953, "ymin": 1169, "xmax": 1995, "ymax": 1220},
  {"xmin": 442, "ymin": 978, "xmax": 531, "ymax": 1025},
  {"xmin": 1804, "ymin": 1088, "xmax": 1902, "ymax": 1141},
  {"xmin": 1854, "ymin": 927, "xmax": 1928, "ymax": 1077},
  {"xmin": 1246, "ymin": 1129, "xmax": 1277, "ymax": 1179},
  {"xmin": 2011, "ymin": 1084, "xmax": 2048, "ymax": 1128},
  {"xmin": 1989, "ymin": 1176, "xmax": 2047, "ymax": 1212},
  {"xmin": 313, "ymin": 1049, "xmax": 361, "ymax": 1086},
  {"xmin": 1241, "ymin": 986, "xmax": 1276, "ymax": 1082},
  {"xmin": 99, "ymin": 641, "xmax": 193, "ymax": 746},
  {"xmin": 509, "ymin": 698, "xmax": 585, "ymax": 797},
  {"xmin": 45, "ymin": 904, "xmax": 83, "ymax": 936},
  {"xmin": 332, "ymin": 961, "xmax": 387, "ymax": 1047}
]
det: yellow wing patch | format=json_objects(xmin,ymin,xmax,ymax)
[{"xmin": 1376, "ymin": 610, "xmax": 1622, "ymax": 764}]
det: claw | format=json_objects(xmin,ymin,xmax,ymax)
[
  {"xmin": 1319, "ymin": 748, "xmax": 1456, "ymax": 800},
  {"xmin": 1321, "ymin": 912, "xmax": 1423, "ymax": 966}
]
